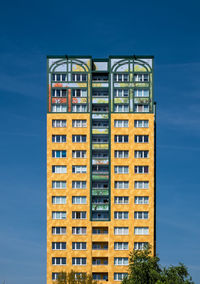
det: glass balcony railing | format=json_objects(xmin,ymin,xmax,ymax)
[
  {"xmin": 92, "ymin": 204, "xmax": 109, "ymax": 211},
  {"xmin": 92, "ymin": 189, "xmax": 109, "ymax": 196}
]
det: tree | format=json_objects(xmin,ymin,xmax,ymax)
[
  {"xmin": 56, "ymin": 271, "xmax": 98, "ymax": 284},
  {"xmin": 122, "ymin": 245, "xmax": 194, "ymax": 284}
]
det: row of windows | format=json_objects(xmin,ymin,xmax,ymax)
[
  {"xmin": 52, "ymin": 257, "xmax": 130, "ymax": 266},
  {"xmin": 52, "ymin": 73, "xmax": 149, "ymax": 83},
  {"xmin": 51, "ymin": 211, "xmax": 149, "ymax": 220},
  {"xmin": 51, "ymin": 242, "xmax": 148, "ymax": 251},
  {"xmin": 51, "ymin": 88, "xmax": 149, "ymax": 98},
  {"xmin": 52, "ymin": 181, "xmax": 150, "ymax": 190},
  {"xmin": 52, "ymin": 163, "xmax": 150, "ymax": 174},
  {"xmin": 51, "ymin": 226, "xmax": 149, "ymax": 235},
  {"xmin": 52, "ymin": 196, "xmax": 149, "ymax": 205},
  {"xmin": 52, "ymin": 272, "xmax": 128, "ymax": 281},
  {"xmin": 52, "ymin": 119, "xmax": 149, "ymax": 128}
]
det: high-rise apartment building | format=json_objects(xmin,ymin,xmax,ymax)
[{"xmin": 47, "ymin": 55, "xmax": 156, "ymax": 283}]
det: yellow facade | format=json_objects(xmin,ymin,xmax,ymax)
[{"xmin": 47, "ymin": 112, "xmax": 155, "ymax": 284}]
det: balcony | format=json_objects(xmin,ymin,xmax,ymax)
[
  {"xmin": 92, "ymin": 257, "xmax": 108, "ymax": 266},
  {"xmin": 92, "ymin": 128, "xmax": 109, "ymax": 135},
  {"xmin": 92, "ymin": 189, "xmax": 109, "ymax": 196},
  {"xmin": 92, "ymin": 204, "xmax": 109, "ymax": 211},
  {"xmin": 92, "ymin": 158, "xmax": 109, "ymax": 165},
  {"xmin": 92, "ymin": 242, "xmax": 108, "ymax": 250},
  {"xmin": 92, "ymin": 174, "xmax": 109, "ymax": 181},
  {"xmin": 92, "ymin": 113, "xmax": 109, "ymax": 119}
]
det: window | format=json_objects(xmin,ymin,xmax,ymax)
[
  {"xmin": 72, "ymin": 150, "xmax": 86, "ymax": 158},
  {"xmin": 114, "ymin": 166, "xmax": 129, "ymax": 174},
  {"xmin": 135, "ymin": 196, "xmax": 149, "ymax": 204},
  {"xmin": 72, "ymin": 120, "xmax": 87, "ymax": 127},
  {"xmin": 114, "ymin": 273, "xmax": 128, "ymax": 281},
  {"xmin": 114, "ymin": 242, "xmax": 128, "ymax": 250},
  {"xmin": 134, "ymin": 89, "xmax": 149, "ymax": 97},
  {"xmin": 134, "ymin": 120, "xmax": 149, "ymax": 128},
  {"xmin": 135, "ymin": 181, "xmax": 149, "ymax": 189},
  {"xmin": 93, "ymin": 90, "xmax": 108, "ymax": 97},
  {"xmin": 52, "ymin": 120, "xmax": 66, "ymax": 128},
  {"xmin": 72, "ymin": 211, "xmax": 87, "ymax": 219},
  {"xmin": 72, "ymin": 104, "xmax": 87, "ymax": 112},
  {"xmin": 114, "ymin": 120, "xmax": 129, "ymax": 128},
  {"xmin": 52, "ymin": 104, "xmax": 67, "ymax": 113},
  {"xmin": 134, "ymin": 73, "xmax": 149, "ymax": 82},
  {"xmin": 52, "ymin": 211, "xmax": 66, "ymax": 220},
  {"xmin": 114, "ymin": 196, "xmax": 129, "ymax": 204},
  {"xmin": 72, "ymin": 181, "xmax": 86, "ymax": 189},
  {"xmin": 134, "ymin": 242, "xmax": 149, "ymax": 250},
  {"xmin": 114, "ymin": 74, "xmax": 129, "ymax": 82},
  {"xmin": 52, "ymin": 74, "xmax": 66, "ymax": 81},
  {"xmin": 114, "ymin": 212, "xmax": 129, "ymax": 220},
  {"xmin": 92, "ymin": 227, "xmax": 108, "ymax": 235},
  {"xmin": 134, "ymin": 211, "xmax": 149, "ymax": 219},
  {"xmin": 114, "ymin": 89, "xmax": 129, "ymax": 97},
  {"xmin": 114, "ymin": 104, "xmax": 129, "ymax": 112},
  {"xmin": 52, "ymin": 273, "xmax": 59, "ymax": 281},
  {"xmin": 52, "ymin": 196, "xmax": 66, "ymax": 204},
  {"xmin": 52, "ymin": 227, "xmax": 66, "ymax": 235},
  {"xmin": 114, "ymin": 150, "xmax": 129, "ymax": 158},
  {"xmin": 114, "ymin": 135, "xmax": 129, "ymax": 143},
  {"xmin": 114, "ymin": 257, "xmax": 128, "ymax": 266},
  {"xmin": 72, "ymin": 89, "xmax": 87, "ymax": 97},
  {"xmin": 52, "ymin": 166, "xmax": 67, "ymax": 174},
  {"xmin": 114, "ymin": 227, "xmax": 129, "ymax": 235},
  {"xmin": 52, "ymin": 135, "xmax": 66, "ymax": 143},
  {"xmin": 134, "ymin": 104, "xmax": 149, "ymax": 113},
  {"xmin": 72, "ymin": 227, "xmax": 86, "ymax": 235},
  {"xmin": 135, "ymin": 135, "xmax": 149, "ymax": 143},
  {"xmin": 52, "ymin": 181, "xmax": 66, "ymax": 189},
  {"xmin": 72, "ymin": 196, "xmax": 86, "ymax": 204},
  {"xmin": 115, "ymin": 181, "xmax": 129, "ymax": 189},
  {"xmin": 52, "ymin": 150, "xmax": 66, "ymax": 158},
  {"xmin": 72, "ymin": 257, "xmax": 87, "ymax": 265},
  {"xmin": 72, "ymin": 242, "xmax": 86, "ymax": 250},
  {"xmin": 135, "ymin": 151, "xmax": 149, "ymax": 158},
  {"xmin": 134, "ymin": 227, "xmax": 149, "ymax": 235},
  {"xmin": 52, "ymin": 89, "xmax": 67, "ymax": 97},
  {"xmin": 52, "ymin": 257, "xmax": 66, "ymax": 265},
  {"xmin": 72, "ymin": 166, "xmax": 87, "ymax": 174},
  {"xmin": 72, "ymin": 135, "xmax": 86, "ymax": 143},
  {"xmin": 52, "ymin": 242, "xmax": 66, "ymax": 250},
  {"xmin": 135, "ymin": 166, "xmax": 149, "ymax": 174},
  {"xmin": 72, "ymin": 74, "xmax": 87, "ymax": 82}
]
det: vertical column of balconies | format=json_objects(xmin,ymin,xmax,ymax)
[{"xmin": 91, "ymin": 73, "xmax": 110, "ymax": 222}]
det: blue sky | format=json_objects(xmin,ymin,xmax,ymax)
[{"xmin": 0, "ymin": 0, "xmax": 200, "ymax": 283}]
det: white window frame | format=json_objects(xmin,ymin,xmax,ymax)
[
  {"xmin": 72, "ymin": 104, "xmax": 87, "ymax": 112},
  {"xmin": 72, "ymin": 120, "xmax": 87, "ymax": 127},
  {"xmin": 52, "ymin": 119, "xmax": 66, "ymax": 128},
  {"xmin": 114, "ymin": 257, "xmax": 128, "ymax": 266},
  {"xmin": 134, "ymin": 196, "xmax": 149, "ymax": 204},
  {"xmin": 52, "ymin": 211, "xmax": 66, "ymax": 220},
  {"xmin": 114, "ymin": 120, "xmax": 129, "ymax": 128},
  {"xmin": 52, "ymin": 135, "xmax": 66, "ymax": 143},
  {"xmin": 52, "ymin": 242, "xmax": 66, "ymax": 250},
  {"xmin": 114, "ymin": 242, "xmax": 129, "ymax": 250},
  {"xmin": 135, "ymin": 135, "xmax": 149, "ymax": 143},
  {"xmin": 134, "ymin": 73, "xmax": 149, "ymax": 82},
  {"xmin": 114, "ymin": 150, "xmax": 129, "ymax": 158},
  {"xmin": 72, "ymin": 150, "xmax": 86, "ymax": 158},
  {"xmin": 72, "ymin": 257, "xmax": 87, "ymax": 265},
  {"xmin": 114, "ymin": 211, "xmax": 129, "ymax": 220},
  {"xmin": 114, "ymin": 166, "xmax": 129, "ymax": 174},
  {"xmin": 114, "ymin": 227, "xmax": 129, "ymax": 235},
  {"xmin": 72, "ymin": 196, "xmax": 87, "ymax": 204},
  {"xmin": 134, "ymin": 227, "xmax": 149, "ymax": 235},
  {"xmin": 52, "ymin": 181, "xmax": 66, "ymax": 189},
  {"xmin": 52, "ymin": 257, "xmax": 66, "ymax": 265},
  {"xmin": 114, "ymin": 135, "xmax": 129, "ymax": 143},
  {"xmin": 72, "ymin": 227, "xmax": 87, "ymax": 235},
  {"xmin": 134, "ymin": 150, "xmax": 149, "ymax": 159},
  {"xmin": 72, "ymin": 242, "xmax": 87, "ymax": 250},
  {"xmin": 72, "ymin": 211, "xmax": 87, "ymax": 219},
  {"xmin": 114, "ymin": 196, "xmax": 129, "ymax": 204},
  {"xmin": 135, "ymin": 166, "xmax": 149, "ymax": 174},
  {"xmin": 72, "ymin": 89, "xmax": 87, "ymax": 97},
  {"xmin": 52, "ymin": 196, "xmax": 66, "ymax": 204},
  {"xmin": 134, "ymin": 211, "xmax": 149, "ymax": 219},
  {"xmin": 114, "ymin": 104, "xmax": 129, "ymax": 112},
  {"xmin": 114, "ymin": 89, "xmax": 129, "ymax": 97},
  {"xmin": 72, "ymin": 135, "xmax": 87, "ymax": 143},
  {"xmin": 52, "ymin": 73, "xmax": 66, "ymax": 82},
  {"xmin": 115, "ymin": 181, "xmax": 129, "ymax": 189},
  {"xmin": 135, "ymin": 181, "xmax": 149, "ymax": 189},
  {"xmin": 72, "ymin": 181, "xmax": 86, "ymax": 189},
  {"xmin": 72, "ymin": 74, "xmax": 87, "ymax": 82},
  {"xmin": 134, "ymin": 120, "xmax": 149, "ymax": 128},
  {"xmin": 114, "ymin": 273, "xmax": 128, "ymax": 281},
  {"xmin": 52, "ymin": 165, "xmax": 67, "ymax": 174},
  {"xmin": 52, "ymin": 227, "xmax": 66, "ymax": 235},
  {"xmin": 134, "ymin": 89, "xmax": 149, "ymax": 97},
  {"xmin": 114, "ymin": 74, "xmax": 129, "ymax": 82},
  {"xmin": 52, "ymin": 150, "xmax": 66, "ymax": 158},
  {"xmin": 52, "ymin": 104, "xmax": 67, "ymax": 113},
  {"xmin": 52, "ymin": 89, "xmax": 67, "ymax": 97},
  {"xmin": 134, "ymin": 104, "xmax": 149, "ymax": 113},
  {"xmin": 72, "ymin": 165, "xmax": 87, "ymax": 174},
  {"xmin": 134, "ymin": 242, "xmax": 149, "ymax": 250}
]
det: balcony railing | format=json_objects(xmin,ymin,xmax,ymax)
[
  {"xmin": 92, "ymin": 189, "xmax": 109, "ymax": 196},
  {"xmin": 92, "ymin": 204, "xmax": 109, "ymax": 211}
]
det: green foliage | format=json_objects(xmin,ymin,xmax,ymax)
[
  {"xmin": 122, "ymin": 245, "xmax": 194, "ymax": 284},
  {"xmin": 56, "ymin": 271, "xmax": 98, "ymax": 284}
]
